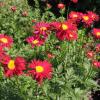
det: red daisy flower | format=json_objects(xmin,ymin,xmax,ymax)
[
  {"xmin": 0, "ymin": 34, "xmax": 13, "ymax": 48},
  {"xmin": 28, "ymin": 60, "xmax": 52, "ymax": 84},
  {"xmin": 66, "ymin": 30, "xmax": 78, "ymax": 41},
  {"xmin": 87, "ymin": 11, "xmax": 99, "ymax": 22},
  {"xmin": 55, "ymin": 21, "xmax": 77, "ymax": 40},
  {"xmin": 69, "ymin": 11, "xmax": 82, "ymax": 22},
  {"xmin": 82, "ymin": 14, "xmax": 93, "ymax": 27},
  {"xmin": 26, "ymin": 36, "xmax": 44, "ymax": 48},
  {"xmin": 2, "ymin": 56, "xmax": 26, "ymax": 77},
  {"xmin": 33, "ymin": 22, "xmax": 50, "ymax": 35},
  {"xmin": 92, "ymin": 28, "xmax": 100, "ymax": 39}
]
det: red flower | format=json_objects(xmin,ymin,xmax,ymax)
[
  {"xmin": 66, "ymin": 31, "xmax": 78, "ymax": 41},
  {"xmin": 26, "ymin": 36, "xmax": 44, "ymax": 48},
  {"xmin": 87, "ymin": 11, "xmax": 99, "ymax": 22},
  {"xmin": 92, "ymin": 60, "xmax": 100, "ymax": 68},
  {"xmin": 33, "ymin": 22, "xmax": 50, "ymax": 35},
  {"xmin": 69, "ymin": 11, "xmax": 82, "ymax": 22},
  {"xmin": 57, "ymin": 3, "xmax": 65, "ymax": 9},
  {"xmin": 55, "ymin": 21, "xmax": 77, "ymax": 40},
  {"xmin": 82, "ymin": 14, "xmax": 93, "ymax": 27},
  {"xmin": 86, "ymin": 51, "xmax": 94, "ymax": 59},
  {"xmin": 28, "ymin": 60, "xmax": 52, "ymax": 84},
  {"xmin": 95, "ymin": 44, "xmax": 100, "ymax": 52},
  {"xmin": 0, "ymin": 34, "xmax": 13, "ymax": 48},
  {"xmin": 11, "ymin": 6, "xmax": 16, "ymax": 12},
  {"xmin": 92, "ymin": 28, "xmax": 100, "ymax": 39},
  {"xmin": 71, "ymin": 0, "xmax": 78, "ymax": 3},
  {"xmin": 2, "ymin": 56, "xmax": 26, "ymax": 77}
]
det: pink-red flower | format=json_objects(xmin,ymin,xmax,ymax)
[
  {"xmin": 55, "ymin": 21, "xmax": 77, "ymax": 41},
  {"xmin": 69, "ymin": 11, "xmax": 82, "ymax": 22},
  {"xmin": 92, "ymin": 60, "xmax": 100, "ymax": 68},
  {"xmin": 57, "ymin": 3, "xmax": 65, "ymax": 9},
  {"xmin": 92, "ymin": 28, "xmax": 100, "ymax": 39},
  {"xmin": 28, "ymin": 60, "xmax": 52, "ymax": 84},
  {"xmin": 82, "ymin": 14, "xmax": 93, "ymax": 27},
  {"xmin": 33, "ymin": 22, "xmax": 50, "ymax": 35},
  {"xmin": 0, "ymin": 34, "xmax": 13, "ymax": 48},
  {"xmin": 26, "ymin": 36, "xmax": 44, "ymax": 48},
  {"xmin": 1, "ymin": 56, "xmax": 26, "ymax": 77}
]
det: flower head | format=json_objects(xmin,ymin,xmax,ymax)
[
  {"xmin": 92, "ymin": 28, "xmax": 100, "ymax": 39},
  {"xmin": 82, "ymin": 14, "xmax": 93, "ymax": 27},
  {"xmin": 33, "ymin": 22, "xmax": 50, "ymax": 35},
  {"xmin": 2, "ymin": 56, "xmax": 26, "ymax": 77},
  {"xmin": 0, "ymin": 34, "xmax": 13, "ymax": 48},
  {"xmin": 26, "ymin": 36, "xmax": 44, "ymax": 48},
  {"xmin": 69, "ymin": 11, "xmax": 82, "ymax": 22},
  {"xmin": 28, "ymin": 60, "xmax": 52, "ymax": 84}
]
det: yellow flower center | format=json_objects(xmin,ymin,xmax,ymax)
[
  {"xmin": 0, "ymin": 38, "xmax": 8, "ymax": 43},
  {"xmin": 32, "ymin": 40, "xmax": 39, "ymax": 44},
  {"xmin": 96, "ymin": 32, "xmax": 100, "ymax": 36},
  {"xmin": 83, "ymin": 16, "xmax": 89, "ymax": 21},
  {"xmin": 8, "ymin": 60, "xmax": 15, "ymax": 70},
  {"xmin": 36, "ymin": 66, "xmax": 44, "ymax": 73},
  {"xmin": 61, "ymin": 24, "xmax": 68, "ymax": 30},
  {"xmin": 40, "ymin": 27, "xmax": 47, "ymax": 31}
]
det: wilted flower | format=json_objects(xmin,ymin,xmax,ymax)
[{"xmin": 10, "ymin": 6, "xmax": 16, "ymax": 12}]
